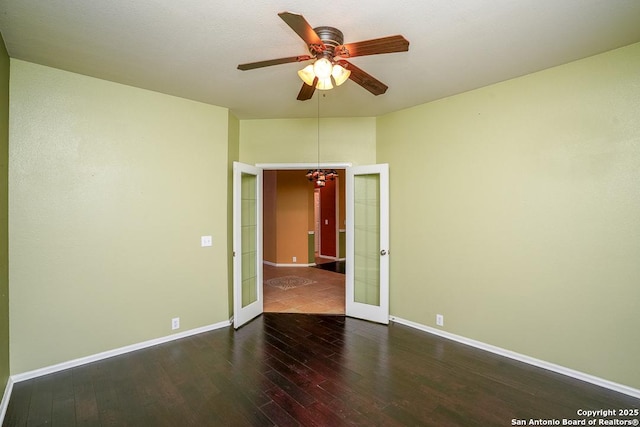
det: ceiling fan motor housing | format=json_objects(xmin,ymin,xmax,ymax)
[{"xmin": 312, "ymin": 26, "xmax": 344, "ymax": 58}]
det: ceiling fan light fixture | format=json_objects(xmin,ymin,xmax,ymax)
[
  {"xmin": 298, "ymin": 60, "xmax": 349, "ymax": 90},
  {"xmin": 312, "ymin": 57, "xmax": 333, "ymax": 79},
  {"xmin": 238, "ymin": 12, "xmax": 410, "ymax": 100},
  {"xmin": 316, "ymin": 77, "xmax": 334, "ymax": 90},
  {"xmin": 297, "ymin": 64, "xmax": 316, "ymax": 86},
  {"xmin": 331, "ymin": 63, "xmax": 351, "ymax": 86}
]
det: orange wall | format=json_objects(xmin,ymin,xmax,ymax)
[
  {"xmin": 276, "ymin": 170, "xmax": 311, "ymax": 264},
  {"xmin": 263, "ymin": 169, "xmax": 345, "ymax": 264},
  {"xmin": 262, "ymin": 170, "xmax": 313, "ymax": 265},
  {"xmin": 263, "ymin": 170, "xmax": 277, "ymax": 263}
]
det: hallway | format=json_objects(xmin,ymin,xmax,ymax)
[{"xmin": 263, "ymin": 259, "xmax": 345, "ymax": 314}]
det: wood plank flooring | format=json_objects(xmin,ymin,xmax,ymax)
[{"xmin": 3, "ymin": 314, "xmax": 639, "ymax": 426}]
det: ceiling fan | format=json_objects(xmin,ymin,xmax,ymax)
[{"xmin": 237, "ymin": 12, "xmax": 410, "ymax": 101}]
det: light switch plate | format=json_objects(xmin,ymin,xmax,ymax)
[{"xmin": 201, "ymin": 235, "xmax": 212, "ymax": 247}]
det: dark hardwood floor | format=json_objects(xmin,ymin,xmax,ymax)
[{"xmin": 4, "ymin": 314, "xmax": 639, "ymax": 426}]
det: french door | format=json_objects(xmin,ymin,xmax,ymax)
[
  {"xmin": 346, "ymin": 164, "xmax": 390, "ymax": 324},
  {"xmin": 232, "ymin": 162, "xmax": 263, "ymax": 328},
  {"xmin": 232, "ymin": 162, "xmax": 389, "ymax": 327}
]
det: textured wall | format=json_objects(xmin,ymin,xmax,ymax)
[
  {"xmin": 239, "ymin": 117, "xmax": 376, "ymax": 166},
  {"xmin": 378, "ymin": 42, "xmax": 640, "ymax": 389},
  {"xmin": 0, "ymin": 33, "xmax": 10, "ymax": 397},
  {"xmin": 9, "ymin": 61, "xmax": 231, "ymax": 373}
]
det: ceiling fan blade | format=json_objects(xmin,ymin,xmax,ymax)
[
  {"xmin": 297, "ymin": 78, "xmax": 318, "ymax": 101},
  {"xmin": 338, "ymin": 60, "xmax": 388, "ymax": 95},
  {"xmin": 238, "ymin": 55, "xmax": 312, "ymax": 71},
  {"xmin": 278, "ymin": 12, "xmax": 326, "ymax": 52},
  {"xmin": 336, "ymin": 35, "xmax": 409, "ymax": 58}
]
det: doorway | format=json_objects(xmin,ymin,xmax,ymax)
[
  {"xmin": 262, "ymin": 168, "xmax": 345, "ymax": 314},
  {"xmin": 232, "ymin": 161, "xmax": 389, "ymax": 329}
]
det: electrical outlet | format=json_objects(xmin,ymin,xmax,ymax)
[
  {"xmin": 436, "ymin": 314, "xmax": 444, "ymax": 327},
  {"xmin": 172, "ymin": 317, "xmax": 180, "ymax": 330},
  {"xmin": 293, "ymin": 256, "xmax": 297, "ymax": 263},
  {"xmin": 201, "ymin": 236, "xmax": 212, "ymax": 247}
]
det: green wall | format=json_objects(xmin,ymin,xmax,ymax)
[
  {"xmin": 0, "ymin": 33, "xmax": 10, "ymax": 398},
  {"xmin": 9, "ymin": 60, "xmax": 231, "ymax": 373},
  {"xmin": 377, "ymin": 42, "xmax": 640, "ymax": 389},
  {"xmin": 240, "ymin": 116, "xmax": 376, "ymax": 165}
]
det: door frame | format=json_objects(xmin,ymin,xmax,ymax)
[
  {"xmin": 258, "ymin": 162, "xmax": 349, "ymax": 264},
  {"xmin": 249, "ymin": 162, "xmax": 390, "ymax": 323}
]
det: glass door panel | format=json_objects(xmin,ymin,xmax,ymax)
[
  {"xmin": 241, "ymin": 173, "xmax": 258, "ymax": 308},
  {"xmin": 346, "ymin": 164, "xmax": 389, "ymax": 324},
  {"xmin": 233, "ymin": 162, "xmax": 262, "ymax": 328},
  {"xmin": 354, "ymin": 173, "xmax": 381, "ymax": 306}
]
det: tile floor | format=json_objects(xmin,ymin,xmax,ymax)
[{"xmin": 263, "ymin": 259, "xmax": 345, "ymax": 314}]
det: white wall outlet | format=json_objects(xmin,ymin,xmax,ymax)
[
  {"xmin": 292, "ymin": 256, "xmax": 297, "ymax": 263},
  {"xmin": 201, "ymin": 235, "xmax": 212, "ymax": 247},
  {"xmin": 171, "ymin": 317, "xmax": 180, "ymax": 330},
  {"xmin": 436, "ymin": 314, "xmax": 444, "ymax": 327}
]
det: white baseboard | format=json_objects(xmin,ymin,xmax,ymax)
[
  {"xmin": 263, "ymin": 261, "xmax": 313, "ymax": 267},
  {"xmin": 389, "ymin": 316, "xmax": 640, "ymax": 399},
  {"xmin": 0, "ymin": 377, "xmax": 14, "ymax": 425},
  {"xmin": 10, "ymin": 320, "xmax": 231, "ymax": 384}
]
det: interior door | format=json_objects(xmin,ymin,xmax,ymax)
[
  {"xmin": 233, "ymin": 162, "xmax": 263, "ymax": 328},
  {"xmin": 346, "ymin": 164, "xmax": 389, "ymax": 324}
]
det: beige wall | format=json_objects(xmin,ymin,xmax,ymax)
[
  {"xmin": 0, "ymin": 33, "xmax": 10, "ymax": 396},
  {"xmin": 377, "ymin": 42, "xmax": 640, "ymax": 389},
  {"xmin": 9, "ymin": 60, "xmax": 231, "ymax": 373},
  {"xmin": 239, "ymin": 117, "xmax": 376, "ymax": 165}
]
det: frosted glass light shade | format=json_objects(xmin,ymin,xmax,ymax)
[
  {"xmin": 313, "ymin": 58, "xmax": 333, "ymax": 79},
  {"xmin": 297, "ymin": 64, "xmax": 316, "ymax": 86},
  {"xmin": 298, "ymin": 59, "xmax": 350, "ymax": 90},
  {"xmin": 331, "ymin": 64, "xmax": 351, "ymax": 86},
  {"xmin": 316, "ymin": 77, "xmax": 334, "ymax": 90}
]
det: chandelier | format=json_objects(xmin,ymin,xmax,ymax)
[{"xmin": 306, "ymin": 93, "xmax": 338, "ymax": 187}]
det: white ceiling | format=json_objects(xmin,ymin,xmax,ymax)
[{"xmin": 1, "ymin": 0, "xmax": 639, "ymax": 119}]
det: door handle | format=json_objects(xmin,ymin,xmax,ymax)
[{"xmin": 380, "ymin": 249, "xmax": 387, "ymax": 256}]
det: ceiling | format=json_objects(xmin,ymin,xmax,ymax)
[{"xmin": 1, "ymin": 1, "xmax": 639, "ymax": 120}]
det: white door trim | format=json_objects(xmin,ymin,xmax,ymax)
[{"xmin": 256, "ymin": 162, "xmax": 352, "ymax": 170}]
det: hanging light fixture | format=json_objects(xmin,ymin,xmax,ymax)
[
  {"xmin": 298, "ymin": 57, "xmax": 350, "ymax": 91},
  {"xmin": 306, "ymin": 93, "xmax": 338, "ymax": 187}
]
